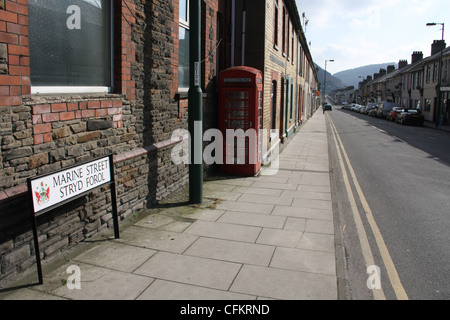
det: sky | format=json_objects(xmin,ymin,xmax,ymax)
[{"xmin": 295, "ymin": 0, "xmax": 449, "ymax": 75}]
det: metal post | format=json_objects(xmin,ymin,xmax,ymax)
[
  {"xmin": 27, "ymin": 178, "xmax": 43, "ymax": 284},
  {"xmin": 189, "ymin": 0, "xmax": 203, "ymax": 204},
  {"xmin": 324, "ymin": 60, "xmax": 334, "ymax": 105},
  {"xmin": 436, "ymin": 24, "xmax": 445, "ymax": 128},
  {"xmin": 109, "ymin": 154, "xmax": 120, "ymax": 239}
]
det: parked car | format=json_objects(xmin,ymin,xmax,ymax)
[
  {"xmin": 365, "ymin": 103, "xmax": 378, "ymax": 115},
  {"xmin": 396, "ymin": 109, "xmax": 425, "ymax": 126},
  {"xmin": 351, "ymin": 104, "xmax": 363, "ymax": 112},
  {"xmin": 368, "ymin": 106, "xmax": 379, "ymax": 117},
  {"xmin": 323, "ymin": 104, "xmax": 332, "ymax": 112},
  {"xmin": 386, "ymin": 107, "xmax": 404, "ymax": 121},
  {"xmin": 376, "ymin": 102, "xmax": 399, "ymax": 119}
]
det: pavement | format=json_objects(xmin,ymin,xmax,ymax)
[
  {"xmin": 423, "ymin": 120, "xmax": 450, "ymax": 132},
  {"xmin": 0, "ymin": 110, "xmax": 339, "ymax": 301}
]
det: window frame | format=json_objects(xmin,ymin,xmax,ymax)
[
  {"xmin": 178, "ymin": 0, "xmax": 190, "ymax": 92},
  {"xmin": 433, "ymin": 62, "xmax": 438, "ymax": 83},
  {"xmin": 282, "ymin": 6, "xmax": 286, "ymax": 55},
  {"xmin": 273, "ymin": 0, "xmax": 279, "ymax": 50},
  {"xmin": 426, "ymin": 64, "xmax": 431, "ymax": 83},
  {"xmin": 29, "ymin": 0, "xmax": 115, "ymax": 95}
]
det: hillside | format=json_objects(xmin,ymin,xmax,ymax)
[
  {"xmin": 333, "ymin": 62, "xmax": 397, "ymax": 88},
  {"xmin": 314, "ymin": 63, "xmax": 346, "ymax": 93}
]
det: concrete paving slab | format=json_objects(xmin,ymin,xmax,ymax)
[
  {"xmin": 208, "ymin": 178, "xmax": 255, "ymax": 187},
  {"xmin": 218, "ymin": 211, "xmax": 286, "ymax": 229},
  {"xmin": 283, "ymin": 217, "xmax": 307, "ymax": 232},
  {"xmin": 246, "ymin": 176, "xmax": 290, "ymax": 184},
  {"xmin": 134, "ymin": 213, "xmax": 176, "ymax": 229},
  {"xmin": 203, "ymin": 190, "xmax": 243, "ymax": 201},
  {"xmin": 183, "ymin": 220, "xmax": 262, "ymax": 243},
  {"xmin": 250, "ymin": 181, "xmax": 299, "ymax": 190},
  {"xmin": 256, "ymin": 228, "xmax": 303, "ymax": 248},
  {"xmin": 159, "ymin": 220, "xmax": 193, "ymax": 233},
  {"xmin": 216, "ymin": 200, "xmax": 274, "ymax": 214},
  {"xmin": 138, "ymin": 279, "xmax": 255, "ymax": 300},
  {"xmin": 1, "ymin": 288, "xmax": 67, "ymax": 300},
  {"xmin": 272, "ymin": 205, "xmax": 333, "ymax": 221},
  {"xmin": 186, "ymin": 209, "xmax": 225, "ymax": 221},
  {"xmin": 203, "ymin": 182, "xmax": 237, "ymax": 192},
  {"xmin": 277, "ymin": 160, "xmax": 298, "ymax": 170},
  {"xmin": 51, "ymin": 262, "xmax": 153, "ymax": 300},
  {"xmin": 291, "ymin": 198, "xmax": 332, "ymax": 210},
  {"xmin": 134, "ymin": 252, "xmax": 241, "ymax": 290},
  {"xmin": 270, "ymin": 247, "xmax": 336, "ymax": 276},
  {"xmin": 303, "ymin": 164, "xmax": 330, "ymax": 172},
  {"xmin": 185, "ymin": 237, "xmax": 275, "ymax": 266},
  {"xmin": 305, "ymin": 219, "xmax": 334, "ymax": 235},
  {"xmin": 233, "ymin": 186, "xmax": 284, "ymax": 196},
  {"xmin": 74, "ymin": 241, "xmax": 157, "ymax": 273},
  {"xmin": 297, "ymin": 233, "xmax": 335, "ymax": 252},
  {"xmin": 117, "ymin": 226, "xmax": 198, "ymax": 253},
  {"xmin": 296, "ymin": 184, "xmax": 331, "ymax": 193},
  {"xmin": 293, "ymin": 175, "xmax": 330, "ymax": 187},
  {"xmin": 281, "ymin": 190, "xmax": 332, "ymax": 201},
  {"xmin": 230, "ymin": 265, "xmax": 337, "ymax": 300},
  {"xmin": 237, "ymin": 193, "xmax": 293, "ymax": 206},
  {"xmin": 269, "ymin": 169, "xmax": 302, "ymax": 179}
]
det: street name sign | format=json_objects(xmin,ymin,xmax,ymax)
[{"xmin": 27, "ymin": 155, "xmax": 120, "ymax": 284}]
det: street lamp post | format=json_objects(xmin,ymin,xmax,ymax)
[
  {"xmin": 427, "ymin": 22, "xmax": 445, "ymax": 128},
  {"xmin": 323, "ymin": 60, "xmax": 334, "ymax": 105},
  {"xmin": 189, "ymin": 0, "xmax": 203, "ymax": 204}
]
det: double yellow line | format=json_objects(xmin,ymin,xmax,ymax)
[{"xmin": 327, "ymin": 114, "xmax": 408, "ymax": 300}]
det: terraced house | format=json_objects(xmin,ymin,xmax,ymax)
[
  {"xmin": 0, "ymin": 0, "xmax": 317, "ymax": 284},
  {"xmin": 355, "ymin": 40, "xmax": 450, "ymax": 124},
  {"xmin": 218, "ymin": 0, "xmax": 318, "ymax": 160}
]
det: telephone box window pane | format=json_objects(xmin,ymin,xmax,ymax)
[{"xmin": 28, "ymin": 0, "xmax": 112, "ymax": 87}]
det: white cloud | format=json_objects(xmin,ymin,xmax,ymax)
[{"xmin": 296, "ymin": 0, "xmax": 450, "ymax": 73}]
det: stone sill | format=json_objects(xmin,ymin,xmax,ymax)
[{"xmin": 22, "ymin": 93, "xmax": 125, "ymax": 105}]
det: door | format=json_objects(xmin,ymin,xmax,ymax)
[
  {"xmin": 279, "ymin": 78, "xmax": 285, "ymax": 139},
  {"xmin": 271, "ymin": 81, "xmax": 277, "ymax": 130}
]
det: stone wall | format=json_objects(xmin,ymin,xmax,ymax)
[{"xmin": 0, "ymin": 0, "xmax": 217, "ymax": 285}]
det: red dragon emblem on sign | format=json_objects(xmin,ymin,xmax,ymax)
[{"xmin": 35, "ymin": 182, "xmax": 50, "ymax": 205}]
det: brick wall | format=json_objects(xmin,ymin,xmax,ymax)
[
  {"xmin": 263, "ymin": 0, "xmax": 300, "ymax": 145},
  {"xmin": 0, "ymin": 0, "xmax": 30, "ymax": 108},
  {"xmin": 0, "ymin": 0, "xmax": 217, "ymax": 285}
]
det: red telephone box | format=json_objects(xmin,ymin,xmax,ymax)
[{"xmin": 219, "ymin": 66, "xmax": 263, "ymax": 176}]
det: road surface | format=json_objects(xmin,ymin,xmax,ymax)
[{"xmin": 327, "ymin": 107, "xmax": 450, "ymax": 300}]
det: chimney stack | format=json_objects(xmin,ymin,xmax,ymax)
[
  {"xmin": 399, "ymin": 60, "xmax": 408, "ymax": 69},
  {"xmin": 387, "ymin": 65, "xmax": 396, "ymax": 73},
  {"xmin": 411, "ymin": 51, "xmax": 423, "ymax": 64},
  {"xmin": 431, "ymin": 40, "xmax": 446, "ymax": 56}
]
